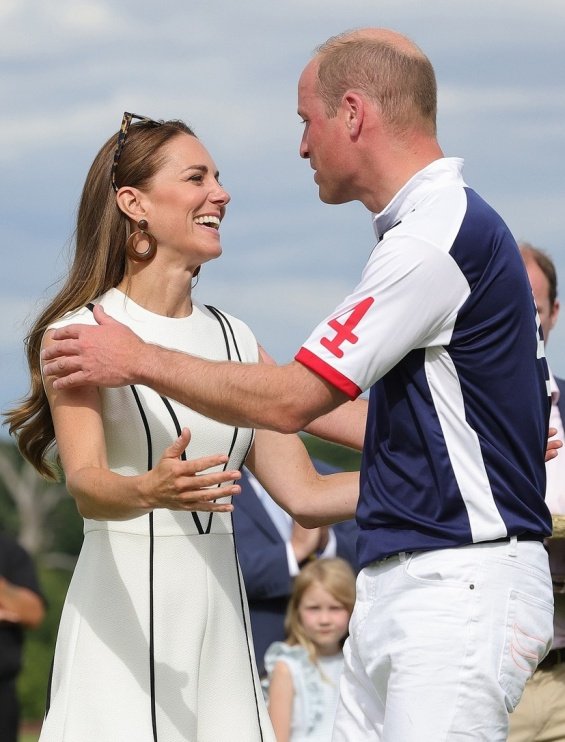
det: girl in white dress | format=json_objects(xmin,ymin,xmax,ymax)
[
  {"xmin": 6, "ymin": 114, "xmax": 362, "ymax": 742},
  {"xmin": 265, "ymin": 558, "xmax": 356, "ymax": 741}
]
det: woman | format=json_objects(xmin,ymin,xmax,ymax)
[{"xmin": 5, "ymin": 114, "xmax": 360, "ymax": 742}]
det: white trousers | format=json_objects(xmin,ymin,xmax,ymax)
[{"xmin": 332, "ymin": 538, "xmax": 554, "ymax": 742}]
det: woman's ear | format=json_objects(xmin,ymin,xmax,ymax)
[{"xmin": 116, "ymin": 186, "xmax": 147, "ymax": 221}]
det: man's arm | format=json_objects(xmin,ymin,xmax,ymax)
[
  {"xmin": 304, "ymin": 399, "xmax": 368, "ymax": 451},
  {"xmin": 42, "ymin": 305, "xmax": 349, "ymax": 432}
]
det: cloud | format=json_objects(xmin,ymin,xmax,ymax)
[
  {"xmin": 1, "ymin": 0, "xmax": 565, "ymax": 432},
  {"xmin": 441, "ymin": 85, "xmax": 565, "ymax": 115},
  {"xmin": 0, "ymin": 296, "xmax": 38, "ymax": 346},
  {"xmin": 0, "ymin": 0, "xmax": 123, "ymax": 57},
  {"xmin": 199, "ymin": 274, "xmax": 353, "ymax": 363}
]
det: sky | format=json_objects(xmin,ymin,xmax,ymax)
[{"xmin": 1, "ymin": 0, "xmax": 565, "ymax": 438}]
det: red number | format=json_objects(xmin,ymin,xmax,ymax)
[{"xmin": 320, "ymin": 297, "xmax": 374, "ymax": 358}]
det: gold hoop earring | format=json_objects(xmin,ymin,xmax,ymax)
[{"xmin": 126, "ymin": 219, "xmax": 157, "ymax": 262}]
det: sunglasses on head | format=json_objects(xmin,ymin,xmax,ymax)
[{"xmin": 110, "ymin": 112, "xmax": 162, "ymax": 192}]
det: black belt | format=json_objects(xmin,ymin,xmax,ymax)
[{"xmin": 537, "ymin": 648, "xmax": 565, "ymax": 671}]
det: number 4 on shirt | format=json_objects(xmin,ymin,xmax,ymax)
[{"xmin": 320, "ymin": 297, "xmax": 374, "ymax": 358}]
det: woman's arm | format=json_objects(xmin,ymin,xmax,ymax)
[
  {"xmin": 268, "ymin": 660, "xmax": 294, "ymax": 742},
  {"xmin": 246, "ymin": 429, "xmax": 359, "ymax": 528},
  {"xmin": 43, "ymin": 332, "xmax": 242, "ymax": 520},
  {"xmin": 303, "ymin": 398, "xmax": 367, "ymax": 451}
]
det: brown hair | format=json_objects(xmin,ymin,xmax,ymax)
[
  {"xmin": 315, "ymin": 31, "xmax": 437, "ymax": 136},
  {"xmin": 5, "ymin": 118, "xmax": 196, "ymax": 478},
  {"xmin": 284, "ymin": 558, "xmax": 356, "ymax": 666},
  {"xmin": 519, "ymin": 241, "xmax": 558, "ymax": 308}
]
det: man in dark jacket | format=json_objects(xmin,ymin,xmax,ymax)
[{"xmin": 0, "ymin": 531, "xmax": 45, "ymax": 742}]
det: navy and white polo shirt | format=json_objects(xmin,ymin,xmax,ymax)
[{"xmin": 296, "ymin": 158, "xmax": 552, "ymax": 567}]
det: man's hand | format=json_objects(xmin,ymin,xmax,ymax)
[
  {"xmin": 291, "ymin": 521, "xmax": 330, "ymax": 563},
  {"xmin": 41, "ymin": 305, "xmax": 144, "ymax": 389},
  {"xmin": 546, "ymin": 427, "xmax": 562, "ymax": 462}
]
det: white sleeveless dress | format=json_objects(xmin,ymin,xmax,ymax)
[{"xmin": 39, "ymin": 288, "xmax": 275, "ymax": 742}]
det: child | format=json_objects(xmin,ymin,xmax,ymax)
[{"xmin": 265, "ymin": 558, "xmax": 356, "ymax": 741}]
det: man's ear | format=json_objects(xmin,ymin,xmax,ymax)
[
  {"xmin": 550, "ymin": 298, "xmax": 560, "ymax": 331},
  {"xmin": 342, "ymin": 91, "xmax": 364, "ymax": 138},
  {"xmin": 115, "ymin": 186, "xmax": 147, "ymax": 221}
]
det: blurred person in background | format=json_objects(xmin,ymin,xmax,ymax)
[
  {"xmin": 0, "ymin": 530, "xmax": 45, "ymax": 742},
  {"xmin": 508, "ymin": 243, "xmax": 565, "ymax": 741}
]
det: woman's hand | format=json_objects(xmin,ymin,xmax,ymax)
[{"xmin": 140, "ymin": 428, "xmax": 241, "ymax": 512}]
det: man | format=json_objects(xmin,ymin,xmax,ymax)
[
  {"xmin": 0, "ymin": 531, "xmax": 45, "ymax": 742},
  {"xmin": 43, "ymin": 29, "xmax": 554, "ymax": 740},
  {"xmin": 234, "ymin": 461, "xmax": 358, "ymax": 675},
  {"xmin": 508, "ymin": 244, "xmax": 565, "ymax": 741}
]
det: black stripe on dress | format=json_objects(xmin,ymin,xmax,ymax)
[
  {"xmin": 206, "ymin": 305, "xmax": 244, "ymax": 362},
  {"xmin": 158, "ymin": 306, "xmax": 245, "ymax": 534},
  {"xmin": 231, "ymin": 522, "xmax": 265, "ymax": 740},
  {"xmin": 205, "ymin": 305, "xmax": 233, "ymax": 360},
  {"xmin": 207, "ymin": 307, "xmax": 263, "ymax": 738},
  {"xmin": 159, "ymin": 395, "xmax": 206, "ymax": 535},
  {"xmin": 86, "ymin": 303, "xmax": 159, "ymax": 742},
  {"xmin": 129, "ymin": 385, "xmax": 158, "ymax": 742},
  {"xmin": 44, "ymin": 656, "xmax": 54, "ymax": 717}
]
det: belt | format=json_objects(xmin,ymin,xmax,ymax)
[
  {"xmin": 537, "ymin": 648, "xmax": 565, "ymax": 671},
  {"xmin": 376, "ymin": 534, "xmax": 545, "ymax": 564},
  {"xmin": 490, "ymin": 533, "xmax": 544, "ymax": 544}
]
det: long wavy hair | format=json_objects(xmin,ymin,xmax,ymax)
[
  {"xmin": 284, "ymin": 558, "xmax": 356, "ymax": 667},
  {"xmin": 5, "ymin": 117, "xmax": 196, "ymax": 478}
]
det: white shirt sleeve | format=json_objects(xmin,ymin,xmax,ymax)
[
  {"xmin": 285, "ymin": 541, "xmax": 300, "ymax": 576},
  {"xmin": 296, "ymin": 235, "xmax": 471, "ymax": 397}
]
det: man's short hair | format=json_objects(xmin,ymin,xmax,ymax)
[
  {"xmin": 315, "ymin": 32, "xmax": 437, "ymax": 136},
  {"xmin": 519, "ymin": 241, "xmax": 558, "ymax": 307}
]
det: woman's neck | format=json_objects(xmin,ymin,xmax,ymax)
[{"xmin": 116, "ymin": 266, "xmax": 194, "ymax": 318}]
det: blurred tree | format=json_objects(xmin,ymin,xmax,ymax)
[
  {"xmin": 300, "ymin": 433, "xmax": 361, "ymax": 472},
  {"xmin": 18, "ymin": 568, "xmax": 72, "ymax": 722},
  {"xmin": 0, "ymin": 442, "xmax": 81, "ymax": 565},
  {"xmin": 0, "ymin": 441, "xmax": 81, "ymax": 724}
]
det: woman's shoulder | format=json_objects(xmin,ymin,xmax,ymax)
[
  {"xmin": 196, "ymin": 302, "xmax": 259, "ymax": 361},
  {"xmin": 47, "ymin": 289, "xmax": 115, "ymax": 331},
  {"xmin": 198, "ymin": 302, "xmax": 255, "ymax": 335}
]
